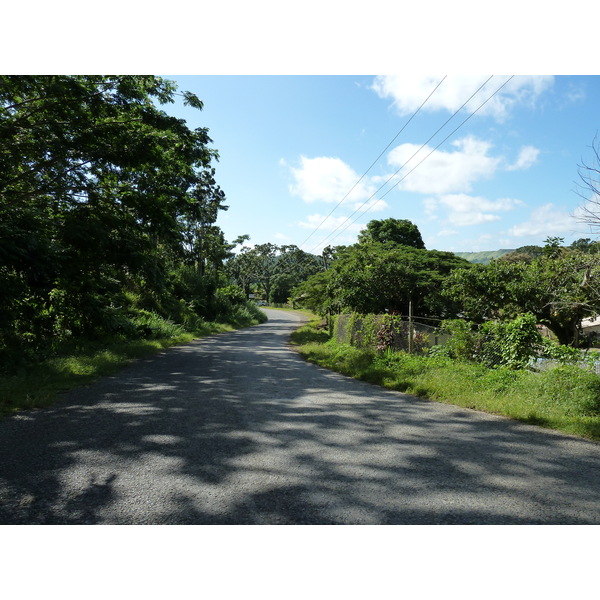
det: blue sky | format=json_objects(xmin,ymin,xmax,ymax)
[
  {"xmin": 163, "ymin": 75, "xmax": 600, "ymax": 255},
  {"xmin": 7, "ymin": 1, "xmax": 600, "ymax": 259}
]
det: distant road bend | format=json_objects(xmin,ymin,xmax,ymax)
[{"xmin": 1, "ymin": 308, "xmax": 600, "ymax": 524}]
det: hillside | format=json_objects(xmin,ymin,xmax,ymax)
[{"xmin": 453, "ymin": 249, "xmax": 515, "ymax": 265}]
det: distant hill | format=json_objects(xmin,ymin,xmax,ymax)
[{"xmin": 453, "ymin": 249, "xmax": 515, "ymax": 265}]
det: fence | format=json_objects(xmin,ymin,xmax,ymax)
[
  {"xmin": 333, "ymin": 313, "xmax": 449, "ymax": 353},
  {"xmin": 530, "ymin": 356, "xmax": 600, "ymax": 375},
  {"xmin": 332, "ymin": 312, "xmax": 600, "ymax": 372}
]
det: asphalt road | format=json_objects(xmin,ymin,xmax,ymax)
[{"xmin": 2, "ymin": 308, "xmax": 600, "ymax": 524}]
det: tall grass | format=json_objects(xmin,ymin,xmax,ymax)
[
  {"xmin": 294, "ymin": 324, "xmax": 600, "ymax": 442},
  {"xmin": 0, "ymin": 306, "xmax": 265, "ymax": 418}
]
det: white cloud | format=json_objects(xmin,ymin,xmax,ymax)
[
  {"xmin": 350, "ymin": 197, "xmax": 389, "ymax": 213},
  {"xmin": 297, "ymin": 213, "xmax": 365, "ymax": 252},
  {"xmin": 298, "ymin": 213, "xmax": 364, "ymax": 234},
  {"xmin": 423, "ymin": 197, "xmax": 439, "ymax": 220},
  {"xmin": 371, "ymin": 75, "xmax": 554, "ymax": 121},
  {"xmin": 506, "ymin": 146, "xmax": 540, "ymax": 171},
  {"xmin": 385, "ymin": 136, "xmax": 500, "ymax": 195},
  {"xmin": 289, "ymin": 156, "xmax": 376, "ymax": 204},
  {"xmin": 427, "ymin": 193, "xmax": 523, "ymax": 227},
  {"xmin": 437, "ymin": 228, "xmax": 459, "ymax": 237},
  {"xmin": 508, "ymin": 203, "xmax": 579, "ymax": 238}
]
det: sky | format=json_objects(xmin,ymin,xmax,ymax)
[{"xmin": 162, "ymin": 74, "xmax": 600, "ymax": 255}]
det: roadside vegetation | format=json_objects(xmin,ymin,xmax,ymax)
[
  {"xmin": 291, "ymin": 318, "xmax": 600, "ymax": 442},
  {"xmin": 0, "ymin": 307, "xmax": 266, "ymax": 417},
  {"xmin": 0, "ymin": 76, "xmax": 266, "ymax": 417},
  {"xmin": 286, "ymin": 211, "xmax": 600, "ymax": 443},
  {"xmin": 5, "ymin": 76, "xmax": 600, "ymax": 441}
]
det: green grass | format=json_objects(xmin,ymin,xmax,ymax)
[
  {"xmin": 293, "ymin": 322, "xmax": 600, "ymax": 442},
  {"xmin": 289, "ymin": 315, "xmax": 329, "ymax": 346},
  {"xmin": 262, "ymin": 304, "xmax": 320, "ymax": 319},
  {"xmin": 0, "ymin": 319, "xmax": 245, "ymax": 418}
]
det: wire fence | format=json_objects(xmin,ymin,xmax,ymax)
[
  {"xmin": 530, "ymin": 356, "xmax": 600, "ymax": 375},
  {"xmin": 333, "ymin": 314, "xmax": 449, "ymax": 353},
  {"xmin": 332, "ymin": 313, "xmax": 600, "ymax": 373}
]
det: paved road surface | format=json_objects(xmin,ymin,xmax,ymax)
[{"xmin": 2, "ymin": 308, "xmax": 600, "ymax": 524}]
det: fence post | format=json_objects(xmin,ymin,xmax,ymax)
[{"xmin": 408, "ymin": 300, "xmax": 414, "ymax": 354}]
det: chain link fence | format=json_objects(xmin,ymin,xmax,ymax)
[
  {"xmin": 332, "ymin": 313, "xmax": 600, "ymax": 373},
  {"xmin": 333, "ymin": 314, "xmax": 448, "ymax": 353}
]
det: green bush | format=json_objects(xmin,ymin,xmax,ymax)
[
  {"xmin": 539, "ymin": 366, "xmax": 600, "ymax": 416},
  {"xmin": 480, "ymin": 313, "xmax": 542, "ymax": 369},
  {"xmin": 216, "ymin": 285, "xmax": 247, "ymax": 306},
  {"xmin": 540, "ymin": 339, "xmax": 596, "ymax": 365},
  {"xmin": 130, "ymin": 310, "xmax": 186, "ymax": 339},
  {"xmin": 437, "ymin": 318, "xmax": 481, "ymax": 361},
  {"xmin": 222, "ymin": 301, "xmax": 268, "ymax": 327}
]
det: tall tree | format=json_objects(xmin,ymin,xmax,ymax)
[
  {"xmin": 0, "ymin": 75, "xmax": 227, "ymax": 350},
  {"xmin": 357, "ymin": 218, "xmax": 426, "ymax": 249},
  {"xmin": 443, "ymin": 249, "xmax": 600, "ymax": 346},
  {"xmin": 269, "ymin": 245, "xmax": 322, "ymax": 303},
  {"xmin": 294, "ymin": 240, "xmax": 469, "ymax": 318}
]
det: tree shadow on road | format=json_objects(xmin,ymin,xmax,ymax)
[{"xmin": 2, "ymin": 311, "xmax": 600, "ymax": 524}]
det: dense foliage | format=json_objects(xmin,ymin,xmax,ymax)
[
  {"xmin": 0, "ymin": 75, "xmax": 260, "ymax": 368},
  {"xmin": 292, "ymin": 219, "xmax": 470, "ymax": 318},
  {"xmin": 226, "ymin": 242, "xmax": 324, "ymax": 303},
  {"xmin": 356, "ymin": 217, "xmax": 425, "ymax": 249},
  {"xmin": 443, "ymin": 241, "xmax": 600, "ymax": 346}
]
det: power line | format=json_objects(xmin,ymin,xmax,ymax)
[
  {"xmin": 345, "ymin": 75, "xmax": 516, "ymax": 236},
  {"xmin": 309, "ymin": 76, "xmax": 494, "ymax": 250},
  {"xmin": 297, "ymin": 76, "xmax": 448, "ymax": 250},
  {"xmin": 313, "ymin": 76, "xmax": 516, "ymax": 251}
]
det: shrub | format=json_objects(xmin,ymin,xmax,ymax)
[
  {"xmin": 480, "ymin": 313, "xmax": 542, "ymax": 369},
  {"xmin": 539, "ymin": 366, "xmax": 600, "ymax": 416},
  {"xmin": 437, "ymin": 319, "xmax": 481, "ymax": 361},
  {"xmin": 130, "ymin": 310, "xmax": 186, "ymax": 339},
  {"xmin": 215, "ymin": 285, "xmax": 247, "ymax": 306},
  {"xmin": 222, "ymin": 301, "xmax": 268, "ymax": 327}
]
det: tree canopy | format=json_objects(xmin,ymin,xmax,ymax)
[
  {"xmin": 443, "ymin": 245, "xmax": 600, "ymax": 346},
  {"xmin": 226, "ymin": 243, "xmax": 323, "ymax": 303},
  {"xmin": 0, "ymin": 75, "xmax": 232, "ymax": 358},
  {"xmin": 293, "ymin": 220, "xmax": 468, "ymax": 319},
  {"xmin": 357, "ymin": 217, "xmax": 426, "ymax": 249}
]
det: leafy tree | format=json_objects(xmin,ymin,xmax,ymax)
[
  {"xmin": 357, "ymin": 218, "xmax": 426, "ymax": 249},
  {"xmin": 570, "ymin": 238, "xmax": 600, "ymax": 254},
  {"xmin": 269, "ymin": 245, "xmax": 322, "ymax": 303},
  {"xmin": 270, "ymin": 273, "xmax": 296, "ymax": 304},
  {"xmin": 294, "ymin": 240, "xmax": 469, "ymax": 318},
  {"xmin": 226, "ymin": 243, "xmax": 323, "ymax": 302},
  {"xmin": 246, "ymin": 242, "xmax": 279, "ymax": 300},
  {"xmin": 0, "ymin": 75, "xmax": 229, "ymax": 354},
  {"xmin": 542, "ymin": 236, "xmax": 565, "ymax": 258},
  {"xmin": 443, "ymin": 250, "xmax": 600, "ymax": 346}
]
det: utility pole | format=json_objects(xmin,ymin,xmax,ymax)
[{"xmin": 408, "ymin": 300, "xmax": 414, "ymax": 354}]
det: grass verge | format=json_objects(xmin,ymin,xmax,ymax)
[
  {"xmin": 0, "ymin": 319, "xmax": 254, "ymax": 418},
  {"xmin": 293, "ymin": 321, "xmax": 600, "ymax": 442}
]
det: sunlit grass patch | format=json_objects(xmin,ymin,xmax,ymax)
[
  {"xmin": 289, "ymin": 319, "xmax": 331, "ymax": 346},
  {"xmin": 0, "ymin": 319, "xmax": 244, "ymax": 418},
  {"xmin": 292, "ymin": 319, "xmax": 600, "ymax": 442}
]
